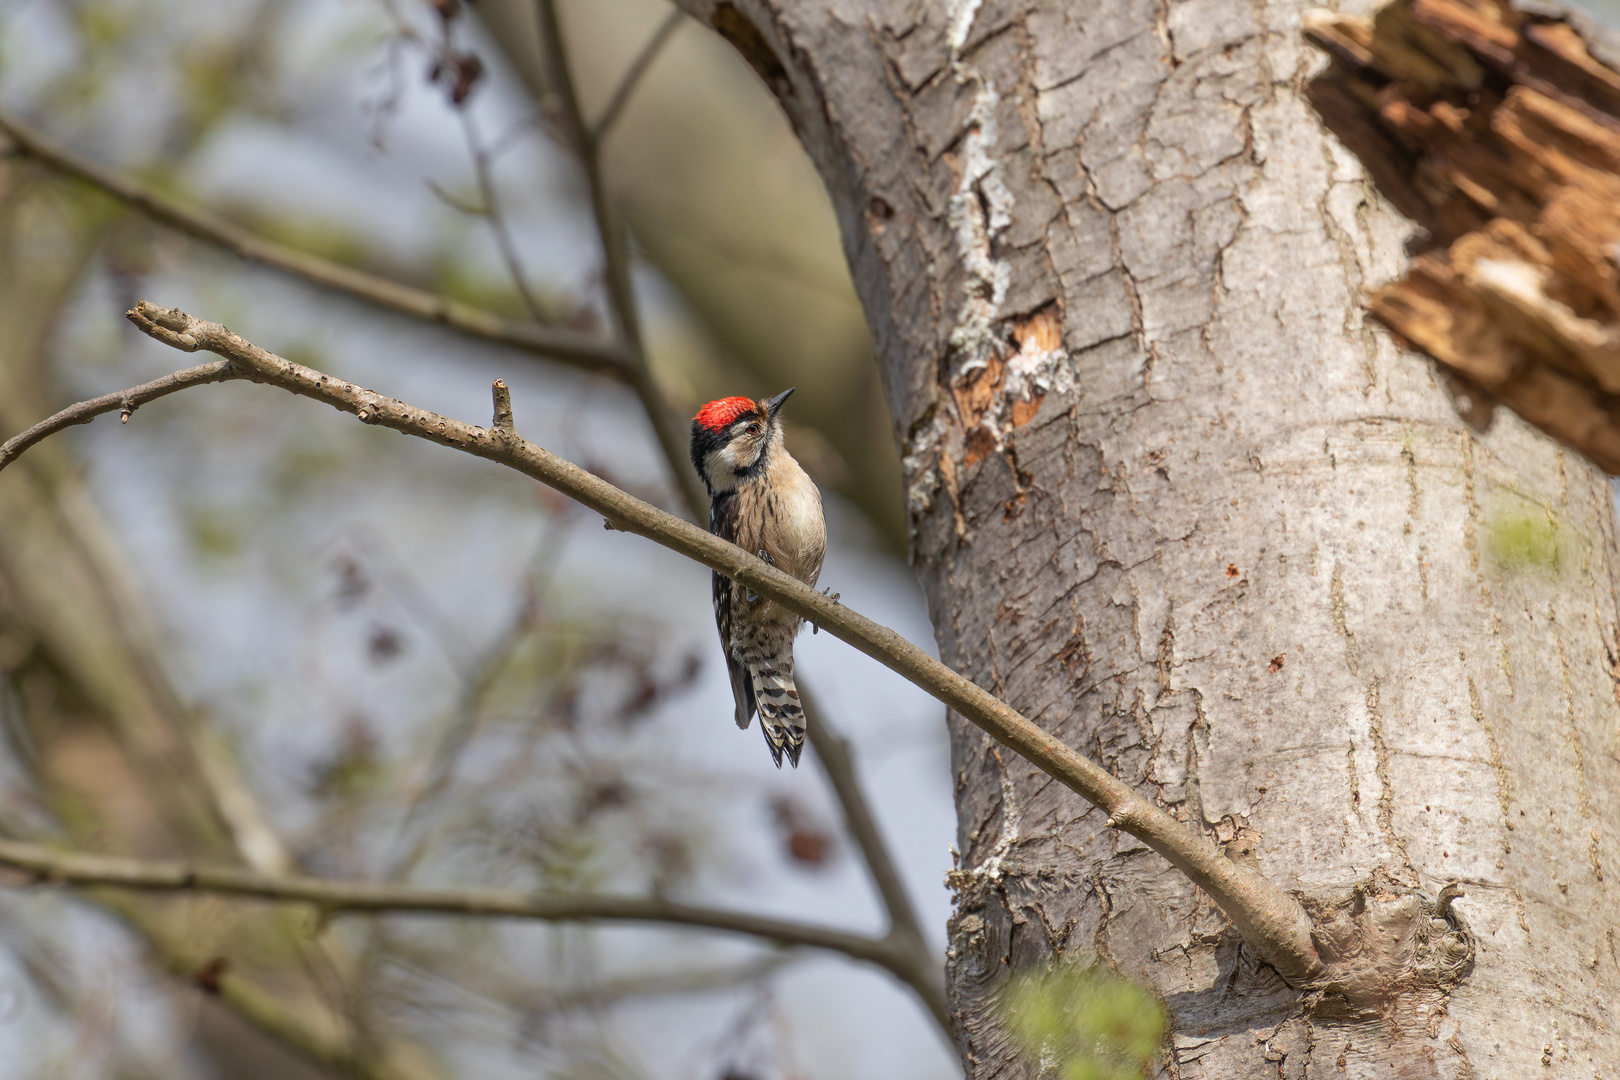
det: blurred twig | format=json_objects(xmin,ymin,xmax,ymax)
[
  {"xmin": 590, "ymin": 9, "xmax": 684, "ymax": 144},
  {"xmin": 0, "ymin": 105, "xmax": 632, "ymax": 376},
  {"xmin": 802, "ymin": 693, "xmax": 940, "ymax": 1010},
  {"xmin": 75, "ymin": 301, "xmax": 1329, "ymax": 989},
  {"xmin": 105, "ymin": 898, "xmax": 444, "ymax": 1080},
  {"xmin": 534, "ymin": 0, "xmax": 709, "ymax": 521},
  {"xmin": 0, "ymin": 838, "xmax": 912, "ymax": 975},
  {"xmin": 459, "ymin": 110, "xmax": 548, "ymax": 323},
  {"xmin": 383, "ymin": 938, "xmax": 789, "ymax": 1017}
]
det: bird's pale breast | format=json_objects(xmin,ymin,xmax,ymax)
[{"xmin": 737, "ymin": 454, "xmax": 824, "ymax": 589}]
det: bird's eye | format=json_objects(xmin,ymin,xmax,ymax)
[{"xmin": 746, "ymin": 423, "xmax": 763, "ymax": 436}]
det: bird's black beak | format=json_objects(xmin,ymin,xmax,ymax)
[{"xmin": 765, "ymin": 387, "xmax": 796, "ymax": 419}]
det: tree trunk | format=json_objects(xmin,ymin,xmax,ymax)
[{"xmin": 676, "ymin": 0, "xmax": 1620, "ymax": 1075}]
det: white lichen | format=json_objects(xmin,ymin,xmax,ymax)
[
  {"xmin": 1003, "ymin": 326, "xmax": 1074, "ymax": 403},
  {"xmin": 902, "ymin": 412, "xmax": 948, "ymax": 516},
  {"xmin": 945, "ymin": 75, "xmax": 1014, "ymax": 380},
  {"xmin": 940, "ymin": 0, "xmax": 1070, "ymax": 452}
]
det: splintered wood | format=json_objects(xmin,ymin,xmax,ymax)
[{"xmin": 1307, "ymin": 0, "xmax": 1620, "ymax": 470}]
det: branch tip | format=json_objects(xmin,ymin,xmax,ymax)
[{"xmin": 126, "ymin": 301, "xmax": 202, "ymax": 352}]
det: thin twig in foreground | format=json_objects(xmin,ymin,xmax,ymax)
[
  {"xmin": 0, "ymin": 838, "xmax": 907, "ymax": 975},
  {"xmin": 93, "ymin": 301, "xmax": 1326, "ymax": 984},
  {"xmin": 0, "ymin": 359, "xmax": 239, "ymax": 470},
  {"xmin": 0, "ymin": 105, "xmax": 631, "ymax": 376}
]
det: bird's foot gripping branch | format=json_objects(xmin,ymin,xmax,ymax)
[{"xmin": 2, "ymin": 301, "xmax": 1481, "ymax": 1005}]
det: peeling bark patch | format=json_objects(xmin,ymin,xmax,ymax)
[
  {"xmin": 942, "ymin": 26, "xmax": 1071, "ymax": 459},
  {"xmin": 1305, "ymin": 0, "xmax": 1620, "ymax": 473},
  {"xmin": 951, "ymin": 303, "xmax": 1067, "ymax": 466}
]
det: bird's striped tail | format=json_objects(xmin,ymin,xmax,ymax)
[{"xmin": 748, "ymin": 658, "xmax": 805, "ymax": 769}]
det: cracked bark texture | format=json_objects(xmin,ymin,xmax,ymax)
[{"xmin": 674, "ymin": 0, "xmax": 1620, "ymax": 1075}]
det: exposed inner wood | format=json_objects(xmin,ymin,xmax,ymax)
[{"xmin": 1307, "ymin": 0, "xmax": 1620, "ymax": 470}]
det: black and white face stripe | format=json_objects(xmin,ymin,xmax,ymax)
[{"xmin": 692, "ymin": 415, "xmax": 773, "ymax": 495}]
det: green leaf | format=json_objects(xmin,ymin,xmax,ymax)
[{"xmin": 998, "ymin": 965, "xmax": 1165, "ymax": 1080}]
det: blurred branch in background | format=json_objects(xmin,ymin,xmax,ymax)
[
  {"xmin": 534, "ymin": 0, "xmax": 711, "ymax": 521},
  {"xmin": 478, "ymin": 0, "xmax": 906, "ymax": 549},
  {"xmin": 0, "ymin": 838, "xmax": 911, "ymax": 973},
  {"xmin": 0, "ymin": 107, "xmax": 632, "ymax": 376},
  {"xmin": 802, "ymin": 694, "xmax": 935, "ymax": 991},
  {"xmin": 523, "ymin": 3, "xmax": 949, "ymax": 1038},
  {"xmin": 457, "ymin": 108, "xmax": 550, "ymax": 324},
  {"xmin": 590, "ymin": 9, "xmax": 685, "ymax": 144},
  {"xmin": 0, "ymin": 150, "xmax": 453, "ymax": 1077}
]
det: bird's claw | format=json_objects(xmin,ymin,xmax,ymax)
[
  {"xmin": 812, "ymin": 588, "xmax": 840, "ymax": 633},
  {"xmin": 748, "ymin": 551, "xmax": 776, "ymax": 605}
]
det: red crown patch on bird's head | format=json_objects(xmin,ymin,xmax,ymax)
[{"xmin": 693, "ymin": 396, "xmax": 757, "ymax": 433}]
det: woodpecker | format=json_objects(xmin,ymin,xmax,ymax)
[{"xmin": 690, "ymin": 388, "xmax": 826, "ymax": 768}]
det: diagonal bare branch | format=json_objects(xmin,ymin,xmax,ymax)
[
  {"xmin": 0, "ymin": 106, "xmax": 632, "ymax": 376},
  {"xmin": 75, "ymin": 300, "xmax": 1324, "ymax": 985}
]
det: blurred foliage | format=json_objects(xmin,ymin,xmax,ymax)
[
  {"xmin": 183, "ymin": 502, "xmax": 246, "ymax": 558},
  {"xmin": 1484, "ymin": 504, "xmax": 1566, "ymax": 573},
  {"xmin": 997, "ymin": 965, "xmax": 1166, "ymax": 1080}
]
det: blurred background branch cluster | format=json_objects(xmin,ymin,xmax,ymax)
[{"xmin": 0, "ymin": 1, "xmax": 956, "ymax": 1077}]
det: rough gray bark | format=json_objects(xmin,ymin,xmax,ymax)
[{"xmin": 673, "ymin": 0, "xmax": 1620, "ymax": 1076}]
